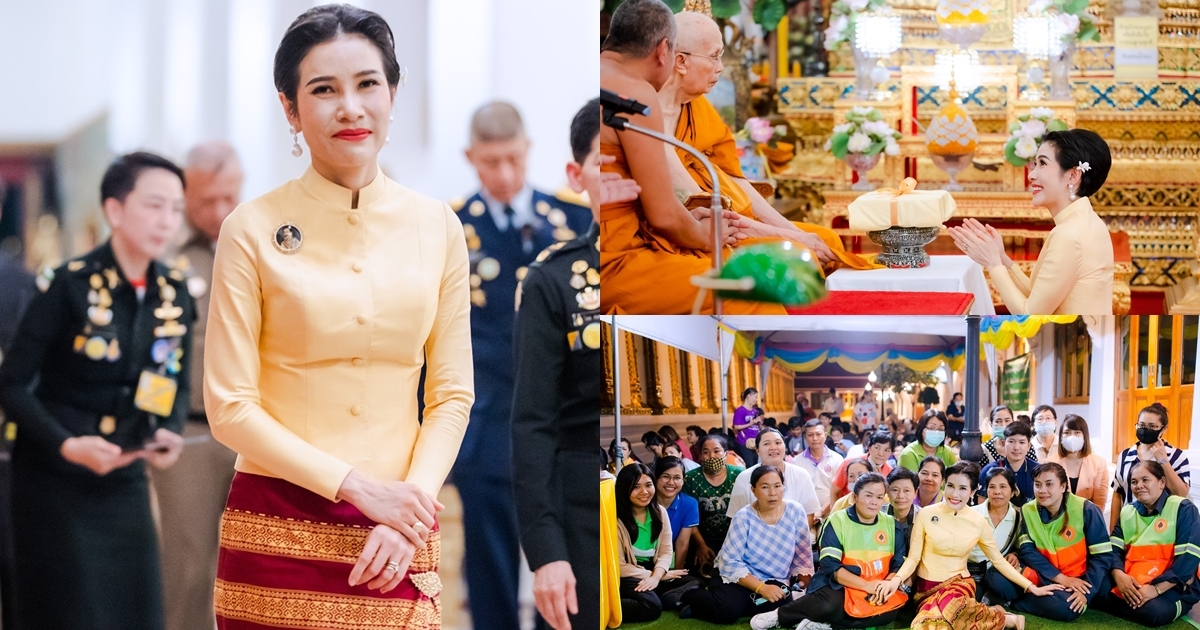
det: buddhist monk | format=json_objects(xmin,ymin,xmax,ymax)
[
  {"xmin": 600, "ymin": 0, "xmax": 783, "ymax": 314},
  {"xmin": 659, "ymin": 11, "xmax": 879, "ymax": 273}
]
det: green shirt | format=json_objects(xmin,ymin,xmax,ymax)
[
  {"xmin": 898, "ymin": 440, "xmax": 958, "ymax": 474},
  {"xmin": 632, "ymin": 512, "xmax": 655, "ymax": 560},
  {"xmin": 683, "ymin": 464, "xmax": 745, "ymax": 551}
]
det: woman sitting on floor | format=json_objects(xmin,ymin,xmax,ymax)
[
  {"xmin": 880, "ymin": 461, "xmax": 1062, "ymax": 630},
  {"xmin": 680, "ymin": 465, "xmax": 814, "ymax": 624},
  {"xmin": 1096, "ymin": 460, "xmax": 1200, "ymax": 627},
  {"xmin": 750, "ymin": 472, "xmax": 909, "ymax": 630},
  {"xmin": 968, "ymin": 467, "xmax": 1024, "ymax": 598},
  {"xmin": 983, "ymin": 462, "xmax": 1112, "ymax": 622},
  {"xmin": 615, "ymin": 463, "xmax": 694, "ymax": 622}
]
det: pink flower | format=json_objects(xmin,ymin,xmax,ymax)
[{"xmin": 746, "ymin": 117, "xmax": 775, "ymax": 144}]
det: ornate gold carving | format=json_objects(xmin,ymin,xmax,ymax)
[
  {"xmin": 643, "ymin": 338, "xmax": 664, "ymax": 414},
  {"xmin": 601, "ymin": 322, "xmax": 614, "ymax": 414},
  {"xmin": 665, "ymin": 347, "xmax": 688, "ymax": 414},
  {"xmin": 623, "ymin": 332, "xmax": 650, "ymax": 415}
]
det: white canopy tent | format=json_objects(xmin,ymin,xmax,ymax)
[{"xmin": 607, "ymin": 316, "xmax": 995, "ymax": 469}]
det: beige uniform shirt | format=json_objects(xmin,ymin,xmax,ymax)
[
  {"xmin": 179, "ymin": 236, "xmax": 215, "ymax": 417},
  {"xmin": 988, "ymin": 197, "xmax": 1114, "ymax": 315},
  {"xmin": 204, "ymin": 167, "xmax": 474, "ymax": 501}
]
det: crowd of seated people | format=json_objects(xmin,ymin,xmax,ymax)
[{"xmin": 608, "ymin": 401, "xmax": 1198, "ymax": 628}]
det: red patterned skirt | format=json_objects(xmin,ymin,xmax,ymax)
[
  {"xmin": 214, "ymin": 472, "xmax": 441, "ymax": 629},
  {"xmin": 911, "ymin": 575, "xmax": 1004, "ymax": 630}
]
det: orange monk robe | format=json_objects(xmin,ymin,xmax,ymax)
[
  {"xmin": 599, "ymin": 142, "xmax": 784, "ymax": 315},
  {"xmin": 674, "ymin": 96, "xmax": 881, "ymax": 274}
]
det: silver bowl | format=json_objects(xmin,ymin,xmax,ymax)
[{"xmin": 867, "ymin": 226, "xmax": 940, "ymax": 269}]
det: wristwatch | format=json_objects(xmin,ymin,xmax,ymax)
[{"xmin": 899, "ymin": 583, "xmax": 912, "ymax": 595}]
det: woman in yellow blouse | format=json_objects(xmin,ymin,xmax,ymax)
[
  {"xmin": 204, "ymin": 6, "xmax": 471, "ymax": 629},
  {"xmin": 879, "ymin": 462, "xmax": 1062, "ymax": 630},
  {"xmin": 949, "ymin": 130, "xmax": 1113, "ymax": 315}
]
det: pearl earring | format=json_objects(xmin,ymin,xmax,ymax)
[
  {"xmin": 289, "ymin": 126, "xmax": 303, "ymax": 157},
  {"xmin": 1069, "ymin": 185, "xmax": 1075, "ymax": 200}
]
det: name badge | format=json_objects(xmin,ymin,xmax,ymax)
[{"xmin": 134, "ymin": 370, "xmax": 177, "ymax": 417}]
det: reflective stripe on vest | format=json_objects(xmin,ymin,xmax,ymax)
[
  {"xmin": 1110, "ymin": 495, "xmax": 1200, "ymax": 599},
  {"xmin": 1020, "ymin": 494, "xmax": 1089, "ymax": 579},
  {"xmin": 826, "ymin": 509, "xmax": 908, "ymax": 617}
]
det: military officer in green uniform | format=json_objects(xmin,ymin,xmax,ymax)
[
  {"xmin": 0, "ymin": 152, "xmax": 193, "ymax": 630},
  {"xmin": 513, "ymin": 98, "xmax": 620, "ymax": 630}
]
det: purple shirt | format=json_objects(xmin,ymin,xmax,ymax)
[{"xmin": 733, "ymin": 407, "xmax": 761, "ymax": 447}]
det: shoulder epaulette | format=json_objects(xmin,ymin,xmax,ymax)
[{"xmin": 554, "ymin": 188, "xmax": 589, "ymax": 209}]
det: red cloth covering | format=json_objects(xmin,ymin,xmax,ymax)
[
  {"xmin": 215, "ymin": 472, "xmax": 441, "ymax": 629},
  {"xmin": 787, "ymin": 291, "xmax": 974, "ymax": 315}
]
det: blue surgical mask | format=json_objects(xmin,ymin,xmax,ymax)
[
  {"xmin": 924, "ymin": 430, "xmax": 945, "ymax": 448},
  {"xmin": 993, "ymin": 425, "xmax": 1006, "ymax": 440}
]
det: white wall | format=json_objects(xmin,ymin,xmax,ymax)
[{"xmin": 0, "ymin": 0, "xmax": 597, "ymax": 209}]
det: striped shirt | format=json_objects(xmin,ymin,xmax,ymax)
[{"xmin": 1112, "ymin": 441, "xmax": 1191, "ymax": 507}]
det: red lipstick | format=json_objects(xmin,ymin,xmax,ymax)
[{"xmin": 334, "ymin": 128, "xmax": 372, "ymax": 141}]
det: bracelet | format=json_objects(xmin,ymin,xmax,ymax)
[{"xmin": 754, "ymin": 582, "xmax": 763, "ymax": 595}]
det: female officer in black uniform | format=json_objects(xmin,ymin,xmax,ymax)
[{"xmin": 0, "ymin": 152, "xmax": 192, "ymax": 629}]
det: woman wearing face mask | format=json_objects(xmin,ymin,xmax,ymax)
[
  {"xmin": 681, "ymin": 466, "xmax": 815, "ymax": 624},
  {"xmin": 1030, "ymin": 405, "xmax": 1059, "ymax": 462},
  {"xmin": 982, "ymin": 406, "xmax": 1037, "ymax": 468},
  {"xmin": 1043, "ymin": 414, "xmax": 1109, "ymax": 516},
  {"xmin": 751, "ymin": 472, "xmax": 908, "ymax": 630},
  {"xmin": 968, "ymin": 468, "xmax": 1024, "ymax": 599},
  {"xmin": 683, "ymin": 434, "xmax": 746, "ymax": 569},
  {"xmin": 984, "ymin": 463, "xmax": 1112, "ymax": 622},
  {"xmin": 899, "ymin": 409, "xmax": 958, "ymax": 474},
  {"xmin": 914, "ymin": 456, "xmax": 947, "ymax": 509},
  {"xmin": 880, "ymin": 462, "xmax": 1063, "ymax": 630},
  {"xmin": 949, "ymin": 129, "xmax": 1114, "ymax": 315},
  {"xmin": 615, "ymin": 463, "xmax": 691, "ymax": 622},
  {"xmin": 1096, "ymin": 461, "xmax": 1200, "ymax": 627},
  {"xmin": 1112, "ymin": 403, "xmax": 1191, "ymax": 528}
]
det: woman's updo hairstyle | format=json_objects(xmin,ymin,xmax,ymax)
[
  {"xmin": 274, "ymin": 4, "xmax": 402, "ymax": 110},
  {"xmin": 1040, "ymin": 129, "xmax": 1111, "ymax": 198}
]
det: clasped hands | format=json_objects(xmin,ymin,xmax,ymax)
[
  {"xmin": 1114, "ymin": 570, "xmax": 1165, "ymax": 609},
  {"xmin": 337, "ymin": 469, "xmax": 443, "ymax": 593},
  {"xmin": 947, "ymin": 218, "xmax": 1010, "ymax": 270},
  {"xmin": 60, "ymin": 428, "xmax": 184, "ymax": 476}
]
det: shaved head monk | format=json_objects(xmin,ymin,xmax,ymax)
[
  {"xmin": 600, "ymin": 0, "xmax": 781, "ymax": 314},
  {"xmin": 659, "ymin": 10, "xmax": 879, "ymax": 274}
]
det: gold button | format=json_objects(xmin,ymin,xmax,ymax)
[
  {"xmin": 352, "ymin": 262, "xmax": 363, "ymax": 273},
  {"xmin": 351, "ymin": 405, "xmax": 362, "ymax": 416},
  {"xmin": 356, "ymin": 315, "xmax": 367, "ymax": 325},
  {"xmin": 348, "ymin": 214, "xmax": 361, "ymax": 225},
  {"xmin": 352, "ymin": 357, "xmax": 364, "ymax": 367}
]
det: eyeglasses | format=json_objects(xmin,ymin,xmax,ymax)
[{"xmin": 680, "ymin": 50, "xmax": 724, "ymax": 64}]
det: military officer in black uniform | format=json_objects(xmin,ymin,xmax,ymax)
[
  {"xmin": 513, "ymin": 98, "xmax": 610, "ymax": 630},
  {"xmin": 452, "ymin": 101, "xmax": 593, "ymax": 629},
  {"xmin": 0, "ymin": 152, "xmax": 193, "ymax": 630}
]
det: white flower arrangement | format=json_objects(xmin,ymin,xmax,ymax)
[
  {"xmin": 823, "ymin": 0, "xmax": 888, "ymax": 51},
  {"xmin": 1027, "ymin": 0, "xmax": 1099, "ymax": 45},
  {"xmin": 824, "ymin": 106, "xmax": 902, "ymax": 159},
  {"xmin": 1003, "ymin": 109, "xmax": 1069, "ymax": 167}
]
